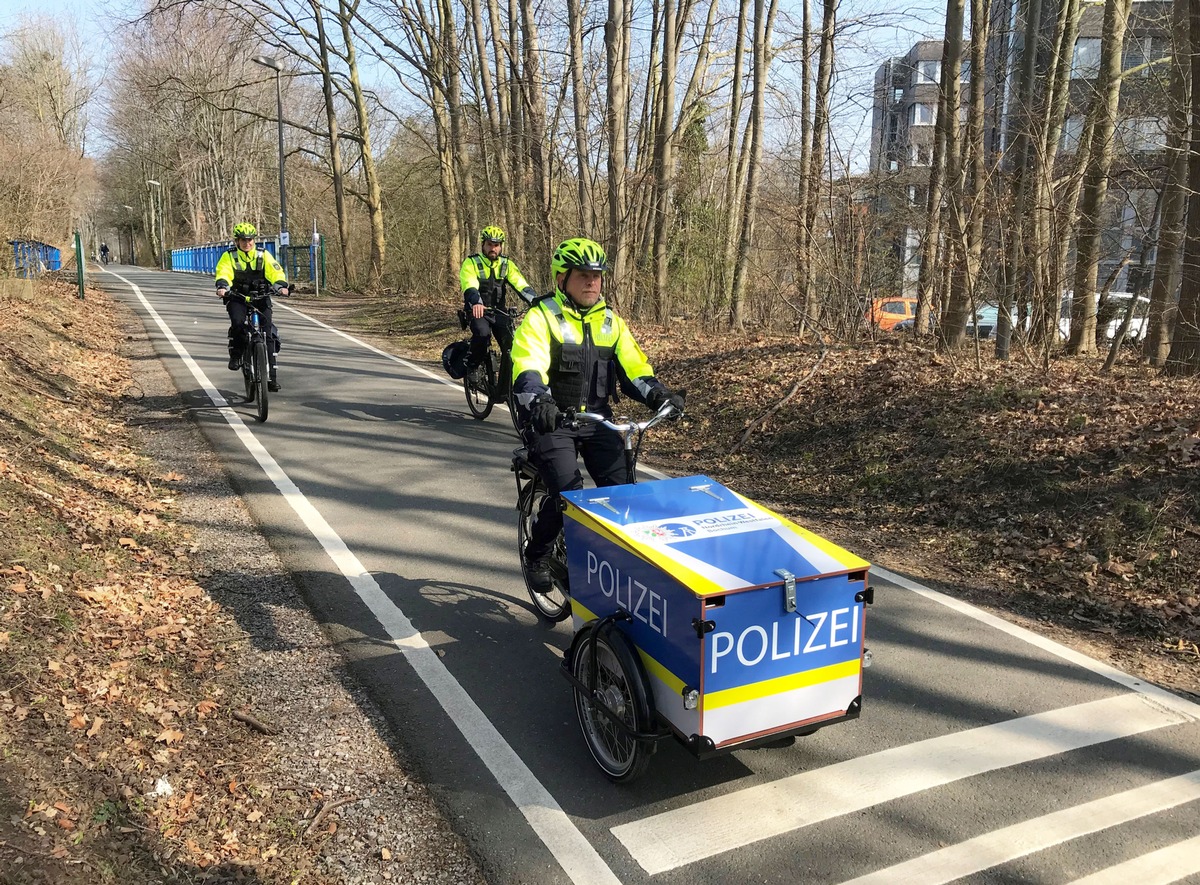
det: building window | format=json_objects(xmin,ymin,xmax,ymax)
[
  {"xmin": 893, "ymin": 87, "xmax": 904, "ymax": 104},
  {"xmin": 1060, "ymin": 115, "xmax": 1085, "ymax": 152},
  {"xmin": 909, "ymin": 102, "xmax": 934, "ymax": 126},
  {"xmin": 1117, "ymin": 116, "xmax": 1168, "ymax": 152},
  {"xmin": 1071, "ymin": 38, "xmax": 1102, "ymax": 79},
  {"xmin": 916, "ymin": 60, "xmax": 940, "ymax": 85},
  {"xmin": 1124, "ymin": 36, "xmax": 1167, "ymax": 78},
  {"xmin": 910, "ymin": 143, "xmax": 933, "ymax": 166}
]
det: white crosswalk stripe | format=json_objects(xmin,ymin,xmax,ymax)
[
  {"xmin": 612, "ymin": 692, "xmax": 1193, "ymax": 874},
  {"xmin": 1065, "ymin": 833, "xmax": 1200, "ymax": 885},
  {"xmin": 837, "ymin": 769, "xmax": 1200, "ymax": 885}
]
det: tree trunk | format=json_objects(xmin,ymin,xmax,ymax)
[
  {"xmin": 1164, "ymin": 0, "xmax": 1200, "ymax": 374},
  {"xmin": 339, "ymin": 0, "xmax": 385, "ymax": 289},
  {"xmin": 1067, "ymin": 0, "xmax": 1133, "ymax": 356},
  {"xmin": 915, "ymin": 0, "xmax": 964, "ymax": 335},
  {"xmin": 722, "ymin": 0, "xmax": 751, "ymax": 327},
  {"xmin": 797, "ymin": 0, "xmax": 837, "ymax": 331},
  {"xmin": 605, "ymin": 0, "xmax": 632, "ymax": 310},
  {"xmin": 567, "ymin": 0, "xmax": 596, "ymax": 232},
  {"xmin": 311, "ymin": 0, "xmax": 352, "ymax": 287},
  {"xmin": 651, "ymin": 0, "xmax": 678, "ymax": 323},
  {"xmin": 996, "ymin": 0, "xmax": 1043, "ymax": 359},
  {"xmin": 794, "ymin": 0, "xmax": 813, "ymax": 335},
  {"xmin": 1145, "ymin": 0, "xmax": 1189, "ymax": 366}
]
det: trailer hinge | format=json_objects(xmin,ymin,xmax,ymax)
[
  {"xmin": 691, "ymin": 617, "xmax": 715, "ymax": 639},
  {"xmin": 855, "ymin": 586, "xmax": 875, "ymax": 605},
  {"xmin": 775, "ymin": 568, "xmax": 797, "ymax": 613}
]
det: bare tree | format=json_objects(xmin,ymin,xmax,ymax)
[
  {"xmin": 1164, "ymin": 0, "xmax": 1200, "ymax": 375},
  {"xmin": 1067, "ymin": 0, "xmax": 1134, "ymax": 356},
  {"xmin": 1144, "ymin": 0, "xmax": 1189, "ymax": 366}
]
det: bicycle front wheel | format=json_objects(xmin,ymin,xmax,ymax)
[
  {"xmin": 517, "ymin": 479, "xmax": 570, "ymax": 623},
  {"xmin": 242, "ymin": 342, "xmax": 255, "ymax": 402},
  {"xmin": 254, "ymin": 339, "xmax": 269, "ymax": 423},
  {"xmin": 464, "ymin": 352, "xmax": 496, "ymax": 420},
  {"xmin": 571, "ymin": 625, "xmax": 655, "ymax": 783}
]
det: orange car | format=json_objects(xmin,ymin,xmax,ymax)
[{"xmin": 866, "ymin": 297, "xmax": 918, "ymax": 331}]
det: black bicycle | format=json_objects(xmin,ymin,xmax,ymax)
[
  {"xmin": 459, "ymin": 305, "xmax": 522, "ymax": 431},
  {"xmin": 227, "ymin": 293, "xmax": 271, "ymax": 423},
  {"xmin": 512, "ymin": 402, "xmax": 682, "ymax": 623}
]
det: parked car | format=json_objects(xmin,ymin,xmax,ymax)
[
  {"xmin": 963, "ymin": 304, "xmax": 1020, "ymax": 339},
  {"xmin": 1058, "ymin": 291, "xmax": 1151, "ymax": 342},
  {"xmin": 866, "ymin": 297, "xmax": 918, "ymax": 331}
]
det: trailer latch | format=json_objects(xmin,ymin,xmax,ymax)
[{"xmin": 775, "ymin": 568, "xmax": 796, "ymax": 613}]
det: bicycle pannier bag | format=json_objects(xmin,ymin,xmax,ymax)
[{"xmin": 442, "ymin": 339, "xmax": 472, "ymax": 379}]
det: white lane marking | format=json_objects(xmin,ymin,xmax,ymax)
[
  {"xmin": 1066, "ymin": 832, "xmax": 1200, "ymax": 885},
  {"xmin": 107, "ymin": 271, "xmax": 621, "ymax": 885},
  {"xmin": 612, "ymin": 692, "xmax": 1193, "ymax": 875},
  {"xmin": 839, "ymin": 769, "xmax": 1200, "ymax": 885},
  {"xmin": 872, "ymin": 566, "xmax": 1200, "ymax": 720}
]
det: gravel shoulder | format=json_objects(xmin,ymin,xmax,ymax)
[{"xmin": 114, "ymin": 295, "xmax": 487, "ymax": 884}]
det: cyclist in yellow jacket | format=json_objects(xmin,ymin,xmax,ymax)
[
  {"xmin": 215, "ymin": 222, "xmax": 289, "ymax": 391},
  {"xmin": 510, "ymin": 237, "xmax": 684, "ymax": 591},
  {"xmin": 460, "ymin": 225, "xmax": 539, "ymax": 371}
]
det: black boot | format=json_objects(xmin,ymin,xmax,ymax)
[
  {"xmin": 228, "ymin": 352, "xmax": 240, "ymax": 371},
  {"xmin": 268, "ymin": 365, "xmax": 280, "ymax": 392}
]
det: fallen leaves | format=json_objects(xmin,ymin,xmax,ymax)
[{"xmin": 155, "ymin": 728, "xmax": 184, "ymax": 745}]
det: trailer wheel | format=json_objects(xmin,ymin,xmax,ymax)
[{"xmin": 571, "ymin": 624, "xmax": 655, "ymax": 783}]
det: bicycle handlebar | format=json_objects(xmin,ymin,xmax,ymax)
[{"xmin": 563, "ymin": 402, "xmax": 681, "ymax": 436}]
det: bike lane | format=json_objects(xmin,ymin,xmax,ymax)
[{"xmin": 102, "ymin": 267, "xmax": 1200, "ymax": 885}]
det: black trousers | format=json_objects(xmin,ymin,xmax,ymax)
[
  {"xmin": 468, "ymin": 309, "xmax": 513, "ymax": 365},
  {"xmin": 526, "ymin": 422, "xmax": 628, "ymax": 561},
  {"xmin": 225, "ymin": 295, "xmax": 277, "ymax": 370}
]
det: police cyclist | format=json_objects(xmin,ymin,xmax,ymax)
[
  {"xmin": 215, "ymin": 223, "xmax": 289, "ymax": 391},
  {"xmin": 510, "ymin": 237, "xmax": 685, "ymax": 592},
  {"xmin": 460, "ymin": 225, "xmax": 539, "ymax": 371}
]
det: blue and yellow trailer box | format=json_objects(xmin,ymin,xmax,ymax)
[{"xmin": 562, "ymin": 475, "xmax": 871, "ymax": 752}]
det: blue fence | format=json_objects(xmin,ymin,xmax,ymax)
[
  {"xmin": 9, "ymin": 240, "xmax": 62, "ymax": 277},
  {"xmin": 172, "ymin": 237, "xmax": 324, "ymax": 286}
]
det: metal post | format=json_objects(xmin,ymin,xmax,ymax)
[
  {"xmin": 74, "ymin": 230, "xmax": 85, "ymax": 300},
  {"xmin": 252, "ymin": 55, "xmax": 288, "ymax": 255}
]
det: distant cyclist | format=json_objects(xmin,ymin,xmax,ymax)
[
  {"xmin": 99, "ymin": 243, "xmax": 110, "ymax": 265},
  {"xmin": 460, "ymin": 225, "xmax": 539, "ymax": 372},
  {"xmin": 214, "ymin": 223, "xmax": 289, "ymax": 391}
]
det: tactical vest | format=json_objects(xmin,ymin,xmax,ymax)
[
  {"xmin": 228, "ymin": 248, "xmax": 270, "ymax": 296},
  {"xmin": 542, "ymin": 299, "xmax": 617, "ymax": 412},
  {"xmin": 472, "ymin": 254, "xmax": 509, "ymax": 307}
]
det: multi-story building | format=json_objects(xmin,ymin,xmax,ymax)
[{"xmin": 869, "ymin": 2, "xmax": 1172, "ymax": 301}]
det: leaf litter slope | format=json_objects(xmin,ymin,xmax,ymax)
[
  {"xmin": 0, "ymin": 280, "xmax": 483, "ymax": 883},
  {"xmin": 302, "ymin": 288, "xmax": 1198, "ymax": 697}
]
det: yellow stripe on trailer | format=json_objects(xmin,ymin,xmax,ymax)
[{"xmin": 704, "ymin": 658, "xmax": 861, "ymax": 711}]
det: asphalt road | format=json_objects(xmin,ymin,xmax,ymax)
[{"xmin": 100, "ymin": 265, "xmax": 1200, "ymax": 885}]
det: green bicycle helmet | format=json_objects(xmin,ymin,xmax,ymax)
[
  {"xmin": 480, "ymin": 225, "xmax": 505, "ymax": 244},
  {"xmin": 551, "ymin": 237, "xmax": 607, "ymax": 278},
  {"xmin": 232, "ymin": 222, "xmax": 258, "ymax": 239}
]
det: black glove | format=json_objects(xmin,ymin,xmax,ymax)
[
  {"xmin": 647, "ymin": 386, "xmax": 685, "ymax": 414},
  {"xmin": 530, "ymin": 395, "xmax": 561, "ymax": 434}
]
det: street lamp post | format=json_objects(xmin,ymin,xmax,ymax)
[
  {"xmin": 252, "ymin": 54, "xmax": 288, "ymax": 257},
  {"xmin": 146, "ymin": 180, "xmax": 167, "ymax": 270}
]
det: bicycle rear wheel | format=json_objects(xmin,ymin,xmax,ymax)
[
  {"xmin": 464, "ymin": 351, "xmax": 496, "ymax": 420},
  {"xmin": 254, "ymin": 339, "xmax": 269, "ymax": 423},
  {"xmin": 517, "ymin": 478, "xmax": 570, "ymax": 622},
  {"xmin": 571, "ymin": 625, "xmax": 655, "ymax": 783}
]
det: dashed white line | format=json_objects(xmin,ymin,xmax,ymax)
[
  {"xmin": 612, "ymin": 693, "xmax": 1192, "ymax": 875},
  {"xmin": 1066, "ymin": 832, "xmax": 1200, "ymax": 885},
  {"xmin": 839, "ymin": 769, "xmax": 1200, "ymax": 885}
]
